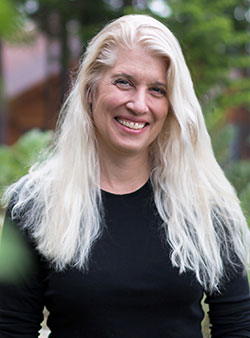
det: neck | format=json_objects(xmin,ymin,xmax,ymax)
[{"xmin": 98, "ymin": 150, "xmax": 151, "ymax": 194}]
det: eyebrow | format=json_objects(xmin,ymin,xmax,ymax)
[
  {"xmin": 151, "ymin": 81, "xmax": 168, "ymax": 90},
  {"xmin": 111, "ymin": 73, "xmax": 167, "ymax": 89}
]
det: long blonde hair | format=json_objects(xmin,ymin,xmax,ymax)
[{"xmin": 4, "ymin": 14, "xmax": 250, "ymax": 291}]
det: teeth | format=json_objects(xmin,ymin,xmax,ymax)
[{"xmin": 117, "ymin": 118, "xmax": 146, "ymax": 130}]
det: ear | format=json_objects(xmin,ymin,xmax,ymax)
[
  {"xmin": 86, "ymin": 87, "xmax": 93, "ymax": 113},
  {"xmin": 86, "ymin": 87, "xmax": 92, "ymax": 104}
]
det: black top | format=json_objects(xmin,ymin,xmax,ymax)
[{"xmin": 0, "ymin": 180, "xmax": 250, "ymax": 337}]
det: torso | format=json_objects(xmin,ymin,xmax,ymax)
[{"xmin": 42, "ymin": 181, "xmax": 204, "ymax": 337}]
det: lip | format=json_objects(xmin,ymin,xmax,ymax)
[
  {"xmin": 115, "ymin": 115, "xmax": 149, "ymax": 124},
  {"xmin": 114, "ymin": 117, "xmax": 148, "ymax": 134}
]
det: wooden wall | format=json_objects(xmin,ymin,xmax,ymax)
[{"xmin": 6, "ymin": 73, "xmax": 60, "ymax": 145}]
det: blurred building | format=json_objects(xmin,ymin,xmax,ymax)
[{"xmin": 1, "ymin": 29, "xmax": 80, "ymax": 144}]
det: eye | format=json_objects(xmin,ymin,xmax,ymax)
[
  {"xmin": 114, "ymin": 78, "xmax": 132, "ymax": 89},
  {"xmin": 150, "ymin": 86, "xmax": 166, "ymax": 97}
]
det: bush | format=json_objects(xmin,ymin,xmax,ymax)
[{"xmin": 0, "ymin": 129, "xmax": 53, "ymax": 213}]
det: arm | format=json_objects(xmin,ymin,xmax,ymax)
[
  {"xmin": 0, "ymin": 207, "xmax": 44, "ymax": 337},
  {"xmin": 205, "ymin": 265, "xmax": 250, "ymax": 338}
]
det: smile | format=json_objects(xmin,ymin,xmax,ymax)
[{"xmin": 116, "ymin": 118, "xmax": 146, "ymax": 130}]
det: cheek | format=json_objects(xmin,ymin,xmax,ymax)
[
  {"xmin": 152, "ymin": 105, "xmax": 169, "ymax": 138},
  {"xmin": 106, "ymin": 91, "xmax": 128, "ymax": 108},
  {"xmin": 155, "ymin": 104, "xmax": 169, "ymax": 124}
]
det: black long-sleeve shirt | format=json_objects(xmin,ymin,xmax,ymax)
[{"xmin": 0, "ymin": 181, "xmax": 250, "ymax": 337}]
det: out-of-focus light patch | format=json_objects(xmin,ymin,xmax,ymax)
[
  {"xmin": 234, "ymin": 6, "xmax": 246, "ymax": 21},
  {"xmin": 134, "ymin": 0, "xmax": 147, "ymax": 10},
  {"xmin": 149, "ymin": 0, "xmax": 171, "ymax": 18},
  {"xmin": 67, "ymin": 20, "xmax": 79, "ymax": 34},
  {"xmin": 104, "ymin": 0, "xmax": 123, "ymax": 10},
  {"xmin": 245, "ymin": 8, "xmax": 250, "ymax": 22},
  {"xmin": 24, "ymin": 19, "xmax": 36, "ymax": 33},
  {"xmin": 24, "ymin": 0, "xmax": 39, "ymax": 14},
  {"xmin": 0, "ymin": 224, "xmax": 32, "ymax": 283}
]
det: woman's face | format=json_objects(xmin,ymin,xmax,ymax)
[{"xmin": 91, "ymin": 47, "xmax": 169, "ymax": 159}]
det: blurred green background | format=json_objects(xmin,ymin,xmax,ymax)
[{"xmin": 0, "ymin": 1, "xmax": 249, "ymax": 337}]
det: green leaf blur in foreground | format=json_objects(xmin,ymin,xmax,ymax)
[{"xmin": 0, "ymin": 218, "xmax": 32, "ymax": 283}]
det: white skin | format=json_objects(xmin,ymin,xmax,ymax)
[{"xmin": 91, "ymin": 47, "xmax": 169, "ymax": 194}]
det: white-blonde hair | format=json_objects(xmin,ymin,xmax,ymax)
[{"xmin": 4, "ymin": 14, "xmax": 250, "ymax": 292}]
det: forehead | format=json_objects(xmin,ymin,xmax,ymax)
[{"xmin": 103, "ymin": 47, "xmax": 168, "ymax": 83}]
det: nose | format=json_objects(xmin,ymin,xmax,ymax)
[{"xmin": 125, "ymin": 89, "xmax": 149, "ymax": 114}]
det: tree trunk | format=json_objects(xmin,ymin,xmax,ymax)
[
  {"xmin": 123, "ymin": 0, "xmax": 133, "ymax": 6},
  {"xmin": 59, "ymin": 15, "xmax": 70, "ymax": 104}
]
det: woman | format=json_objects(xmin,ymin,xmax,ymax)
[{"xmin": 1, "ymin": 14, "xmax": 250, "ymax": 337}]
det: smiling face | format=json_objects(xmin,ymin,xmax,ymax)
[{"xmin": 91, "ymin": 47, "xmax": 169, "ymax": 160}]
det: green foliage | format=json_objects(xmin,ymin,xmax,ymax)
[
  {"xmin": 211, "ymin": 124, "xmax": 236, "ymax": 165},
  {"xmin": 154, "ymin": 0, "xmax": 250, "ymax": 115},
  {"xmin": 226, "ymin": 160, "xmax": 250, "ymax": 224},
  {"xmin": 0, "ymin": 129, "xmax": 53, "ymax": 198},
  {"xmin": 219, "ymin": 78, "xmax": 250, "ymax": 110},
  {"xmin": 0, "ymin": 0, "xmax": 23, "ymax": 39}
]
